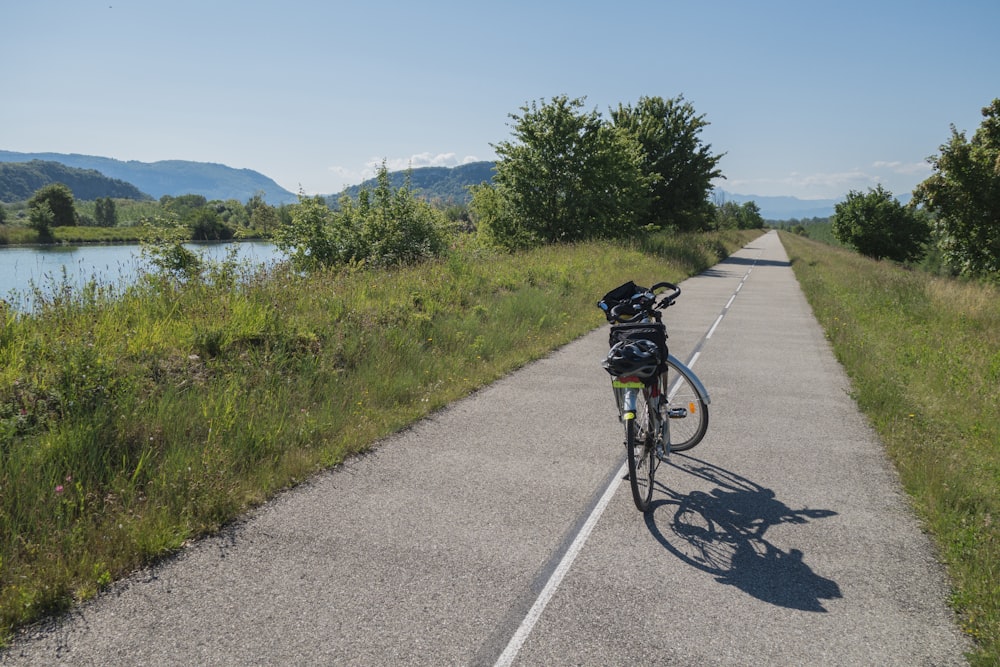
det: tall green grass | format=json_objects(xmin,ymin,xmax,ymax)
[
  {"xmin": 0, "ymin": 229, "xmax": 758, "ymax": 643},
  {"xmin": 782, "ymin": 232, "xmax": 999, "ymax": 666}
]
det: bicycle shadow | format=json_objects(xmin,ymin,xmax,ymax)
[{"xmin": 645, "ymin": 454, "xmax": 841, "ymax": 612}]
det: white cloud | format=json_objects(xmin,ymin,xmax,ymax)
[
  {"xmin": 373, "ymin": 152, "xmax": 481, "ymax": 173},
  {"xmin": 322, "ymin": 152, "xmax": 483, "ymax": 194},
  {"xmin": 721, "ymin": 170, "xmax": 875, "ymax": 199},
  {"xmin": 872, "ymin": 160, "xmax": 933, "ymax": 176},
  {"xmin": 721, "ymin": 161, "xmax": 935, "ymax": 200}
]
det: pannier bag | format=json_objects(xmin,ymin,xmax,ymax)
[{"xmin": 608, "ymin": 321, "xmax": 668, "ymax": 368}]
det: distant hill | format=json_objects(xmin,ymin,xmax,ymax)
[
  {"xmin": 715, "ymin": 190, "xmax": 841, "ymax": 220},
  {"xmin": 0, "ymin": 151, "xmax": 297, "ymax": 204},
  {"xmin": 0, "ymin": 160, "xmax": 151, "ymax": 203},
  {"xmin": 332, "ymin": 161, "xmax": 495, "ymax": 206}
]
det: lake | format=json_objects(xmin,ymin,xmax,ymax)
[{"xmin": 0, "ymin": 241, "xmax": 285, "ymax": 311}]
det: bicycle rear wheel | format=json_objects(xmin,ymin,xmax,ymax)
[
  {"xmin": 663, "ymin": 358, "xmax": 709, "ymax": 452},
  {"xmin": 625, "ymin": 389, "xmax": 656, "ymax": 511}
]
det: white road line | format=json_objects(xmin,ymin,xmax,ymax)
[
  {"xmin": 726, "ymin": 294, "xmax": 736, "ymax": 309},
  {"xmin": 493, "ymin": 460, "xmax": 627, "ymax": 667},
  {"xmin": 494, "ymin": 260, "xmax": 742, "ymax": 665},
  {"xmin": 706, "ymin": 314, "xmax": 724, "ymax": 339}
]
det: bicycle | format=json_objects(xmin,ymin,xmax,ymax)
[{"xmin": 598, "ymin": 281, "xmax": 711, "ymax": 511}]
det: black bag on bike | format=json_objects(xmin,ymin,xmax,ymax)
[
  {"xmin": 598, "ymin": 281, "xmax": 648, "ymax": 320},
  {"xmin": 599, "ymin": 281, "xmax": 642, "ymax": 309},
  {"xmin": 608, "ymin": 321, "xmax": 668, "ymax": 375}
]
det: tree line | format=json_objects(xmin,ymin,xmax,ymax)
[
  {"xmin": 9, "ymin": 96, "xmax": 997, "ymax": 280},
  {"xmin": 271, "ymin": 95, "xmax": 761, "ymax": 271},
  {"xmin": 831, "ymin": 98, "xmax": 1000, "ymax": 281},
  {"xmin": 0, "ymin": 184, "xmax": 291, "ymax": 244},
  {"xmin": 4, "ymin": 94, "xmax": 764, "ymax": 261}
]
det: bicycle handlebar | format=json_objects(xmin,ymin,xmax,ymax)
[
  {"xmin": 650, "ymin": 281, "xmax": 681, "ymax": 307},
  {"xmin": 604, "ymin": 281, "xmax": 681, "ymax": 323}
]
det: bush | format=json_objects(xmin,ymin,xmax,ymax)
[
  {"xmin": 276, "ymin": 164, "xmax": 448, "ymax": 271},
  {"xmin": 832, "ymin": 185, "xmax": 929, "ymax": 262}
]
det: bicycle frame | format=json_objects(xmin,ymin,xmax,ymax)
[
  {"xmin": 612, "ymin": 376, "xmax": 667, "ymax": 462},
  {"xmin": 611, "ymin": 354, "xmax": 710, "ymax": 462},
  {"xmin": 599, "ymin": 280, "xmax": 711, "ymax": 510}
]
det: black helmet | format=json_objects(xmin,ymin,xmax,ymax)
[{"xmin": 602, "ymin": 339, "xmax": 660, "ymax": 377}]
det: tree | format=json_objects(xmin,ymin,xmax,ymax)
[
  {"xmin": 28, "ymin": 183, "xmax": 77, "ymax": 227},
  {"xmin": 476, "ymin": 96, "xmax": 649, "ymax": 248},
  {"xmin": 273, "ymin": 194, "xmax": 340, "ymax": 272},
  {"xmin": 160, "ymin": 194, "xmax": 208, "ymax": 218},
  {"xmin": 715, "ymin": 200, "xmax": 764, "ymax": 230},
  {"xmin": 214, "ymin": 199, "xmax": 250, "ymax": 228},
  {"xmin": 27, "ymin": 200, "xmax": 56, "ymax": 241},
  {"xmin": 913, "ymin": 98, "xmax": 1000, "ymax": 277},
  {"xmin": 250, "ymin": 201, "xmax": 278, "ymax": 235},
  {"xmin": 832, "ymin": 185, "xmax": 929, "ymax": 262},
  {"xmin": 737, "ymin": 201, "xmax": 764, "ymax": 229},
  {"xmin": 94, "ymin": 197, "xmax": 118, "ymax": 227},
  {"xmin": 186, "ymin": 207, "xmax": 233, "ymax": 241},
  {"xmin": 611, "ymin": 95, "xmax": 724, "ymax": 232}
]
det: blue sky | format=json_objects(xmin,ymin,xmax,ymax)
[{"xmin": 2, "ymin": 0, "xmax": 997, "ymax": 201}]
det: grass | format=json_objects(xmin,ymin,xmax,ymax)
[
  {"xmin": 0, "ymin": 228, "xmax": 758, "ymax": 644},
  {"xmin": 781, "ymin": 232, "xmax": 1000, "ymax": 666}
]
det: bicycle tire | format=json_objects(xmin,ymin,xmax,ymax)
[
  {"xmin": 663, "ymin": 358, "xmax": 709, "ymax": 452},
  {"xmin": 625, "ymin": 389, "xmax": 656, "ymax": 511}
]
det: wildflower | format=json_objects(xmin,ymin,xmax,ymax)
[{"xmin": 55, "ymin": 485, "xmax": 64, "ymax": 494}]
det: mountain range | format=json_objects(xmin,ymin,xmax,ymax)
[
  {"xmin": 0, "ymin": 150, "xmax": 297, "ymax": 204},
  {"xmin": 0, "ymin": 150, "xmax": 843, "ymax": 219}
]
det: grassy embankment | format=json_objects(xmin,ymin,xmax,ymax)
[
  {"xmin": 0, "ymin": 229, "xmax": 758, "ymax": 644},
  {"xmin": 781, "ymin": 232, "xmax": 999, "ymax": 666}
]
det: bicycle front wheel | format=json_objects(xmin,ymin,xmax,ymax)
[
  {"xmin": 663, "ymin": 359, "xmax": 709, "ymax": 452},
  {"xmin": 625, "ymin": 389, "xmax": 656, "ymax": 511}
]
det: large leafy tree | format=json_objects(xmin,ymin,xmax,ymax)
[
  {"xmin": 832, "ymin": 185, "xmax": 929, "ymax": 262},
  {"xmin": 611, "ymin": 95, "xmax": 724, "ymax": 232},
  {"xmin": 913, "ymin": 98, "xmax": 1000, "ymax": 277},
  {"xmin": 476, "ymin": 95, "xmax": 649, "ymax": 248},
  {"xmin": 28, "ymin": 183, "xmax": 77, "ymax": 228}
]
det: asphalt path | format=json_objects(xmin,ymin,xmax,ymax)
[{"xmin": 2, "ymin": 231, "xmax": 972, "ymax": 665}]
